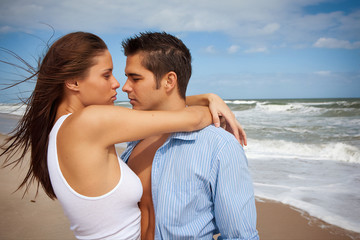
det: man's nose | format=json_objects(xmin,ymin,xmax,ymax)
[{"xmin": 122, "ymin": 79, "xmax": 131, "ymax": 92}]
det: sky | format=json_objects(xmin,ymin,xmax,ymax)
[{"xmin": 0, "ymin": 0, "xmax": 359, "ymax": 102}]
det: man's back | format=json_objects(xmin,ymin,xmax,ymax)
[{"xmin": 122, "ymin": 126, "xmax": 259, "ymax": 240}]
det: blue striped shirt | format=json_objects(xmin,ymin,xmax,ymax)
[{"xmin": 121, "ymin": 125, "xmax": 259, "ymax": 240}]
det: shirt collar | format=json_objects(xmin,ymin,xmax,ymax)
[
  {"xmin": 169, "ymin": 130, "xmax": 199, "ymax": 141},
  {"xmin": 120, "ymin": 131, "xmax": 199, "ymax": 163}
]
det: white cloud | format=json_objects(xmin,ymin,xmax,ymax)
[
  {"xmin": 313, "ymin": 38, "xmax": 360, "ymax": 49},
  {"xmin": 227, "ymin": 45, "xmax": 240, "ymax": 54},
  {"xmin": 314, "ymin": 70, "xmax": 332, "ymax": 76},
  {"xmin": 259, "ymin": 23, "xmax": 280, "ymax": 35},
  {"xmin": 0, "ymin": 0, "xmax": 359, "ymax": 50},
  {"xmin": 0, "ymin": 25, "xmax": 14, "ymax": 33},
  {"xmin": 204, "ymin": 45, "xmax": 216, "ymax": 54},
  {"xmin": 244, "ymin": 47, "xmax": 268, "ymax": 53}
]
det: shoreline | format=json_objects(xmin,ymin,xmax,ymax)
[
  {"xmin": 1, "ymin": 133, "xmax": 360, "ymax": 239},
  {"xmin": 255, "ymin": 198, "xmax": 360, "ymax": 240}
]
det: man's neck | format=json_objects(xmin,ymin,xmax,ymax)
[
  {"xmin": 156, "ymin": 96, "xmax": 186, "ymax": 111},
  {"xmin": 145, "ymin": 97, "xmax": 186, "ymax": 140}
]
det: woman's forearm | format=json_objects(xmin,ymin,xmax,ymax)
[{"xmin": 185, "ymin": 93, "xmax": 215, "ymax": 106}]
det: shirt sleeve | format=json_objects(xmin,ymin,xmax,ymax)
[{"xmin": 211, "ymin": 139, "xmax": 259, "ymax": 240}]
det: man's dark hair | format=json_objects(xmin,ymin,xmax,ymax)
[{"xmin": 122, "ymin": 32, "xmax": 192, "ymax": 99}]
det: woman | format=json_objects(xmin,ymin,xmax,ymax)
[{"xmin": 1, "ymin": 32, "xmax": 245, "ymax": 239}]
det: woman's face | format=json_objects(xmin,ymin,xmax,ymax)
[{"xmin": 77, "ymin": 50, "xmax": 120, "ymax": 106}]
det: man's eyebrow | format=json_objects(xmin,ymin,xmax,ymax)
[{"xmin": 125, "ymin": 73, "xmax": 142, "ymax": 77}]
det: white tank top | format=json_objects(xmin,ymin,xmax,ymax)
[{"xmin": 47, "ymin": 114, "xmax": 142, "ymax": 240}]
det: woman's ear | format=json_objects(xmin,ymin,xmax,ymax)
[
  {"xmin": 65, "ymin": 79, "xmax": 80, "ymax": 91},
  {"xmin": 164, "ymin": 71, "xmax": 177, "ymax": 91}
]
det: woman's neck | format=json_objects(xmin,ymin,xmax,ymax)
[{"xmin": 55, "ymin": 98, "xmax": 83, "ymax": 122}]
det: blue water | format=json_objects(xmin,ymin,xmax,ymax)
[
  {"xmin": 1, "ymin": 98, "xmax": 359, "ymax": 233},
  {"xmin": 225, "ymin": 98, "xmax": 360, "ymax": 233}
]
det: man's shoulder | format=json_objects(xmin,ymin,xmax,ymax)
[
  {"xmin": 193, "ymin": 125, "xmax": 244, "ymax": 152},
  {"xmin": 199, "ymin": 125, "xmax": 239, "ymax": 143},
  {"xmin": 196, "ymin": 125, "xmax": 247, "ymax": 163}
]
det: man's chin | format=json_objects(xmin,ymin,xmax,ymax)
[
  {"xmin": 128, "ymin": 101, "xmax": 151, "ymax": 110},
  {"xmin": 132, "ymin": 105, "xmax": 151, "ymax": 111}
]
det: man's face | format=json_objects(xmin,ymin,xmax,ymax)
[{"xmin": 122, "ymin": 53, "xmax": 166, "ymax": 110}]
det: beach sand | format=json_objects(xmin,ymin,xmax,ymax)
[
  {"xmin": 255, "ymin": 199, "xmax": 359, "ymax": 240},
  {"xmin": 1, "ymin": 133, "xmax": 359, "ymax": 240},
  {"xmin": 0, "ymin": 134, "xmax": 75, "ymax": 240}
]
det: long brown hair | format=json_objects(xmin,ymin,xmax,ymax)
[{"xmin": 0, "ymin": 32, "xmax": 108, "ymax": 199}]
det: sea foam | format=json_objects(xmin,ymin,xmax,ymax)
[{"xmin": 245, "ymin": 139, "xmax": 360, "ymax": 164}]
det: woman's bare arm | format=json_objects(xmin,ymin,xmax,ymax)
[{"xmin": 69, "ymin": 105, "xmax": 212, "ymax": 148}]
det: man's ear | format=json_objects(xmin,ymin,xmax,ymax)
[
  {"xmin": 164, "ymin": 71, "xmax": 177, "ymax": 91},
  {"xmin": 65, "ymin": 79, "xmax": 80, "ymax": 92}
]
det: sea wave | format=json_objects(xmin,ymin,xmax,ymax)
[
  {"xmin": 245, "ymin": 139, "xmax": 360, "ymax": 164},
  {"xmin": 255, "ymin": 102, "xmax": 315, "ymax": 113},
  {"xmin": 319, "ymin": 108, "xmax": 360, "ymax": 117},
  {"xmin": 227, "ymin": 99, "xmax": 360, "ymax": 117},
  {"xmin": 0, "ymin": 103, "xmax": 26, "ymax": 116},
  {"xmin": 225, "ymin": 100, "xmax": 258, "ymax": 105},
  {"xmin": 114, "ymin": 101, "xmax": 132, "ymax": 108}
]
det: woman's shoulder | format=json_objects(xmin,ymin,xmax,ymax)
[{"xmin": 61, "ymin": 106, "xmax": 100, "ymax": 128}]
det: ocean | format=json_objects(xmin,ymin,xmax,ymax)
[
  {"xmin": 0, "ymin": 98, "xmax": 359, "ymax": 233},
  {"xmin": 225, "ymin": 98, "xmax": 360, "ymax": 234}
]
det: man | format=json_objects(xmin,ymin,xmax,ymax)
[{"xmin": 121, "ymin": 32, "xmax": 259, "ymax": 240}]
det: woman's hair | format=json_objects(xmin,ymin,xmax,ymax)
[{"xmin": 0, "ymin": 32, "xmax": 108, "ymax": 199}]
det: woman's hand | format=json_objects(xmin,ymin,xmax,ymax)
[
  {"xmin": 207, "ymin": 94, "xmax": 247, "ymax": 146},
  {"xmin": 186, "ymin": 93, "xmax": 247, "ymax": 146}
]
